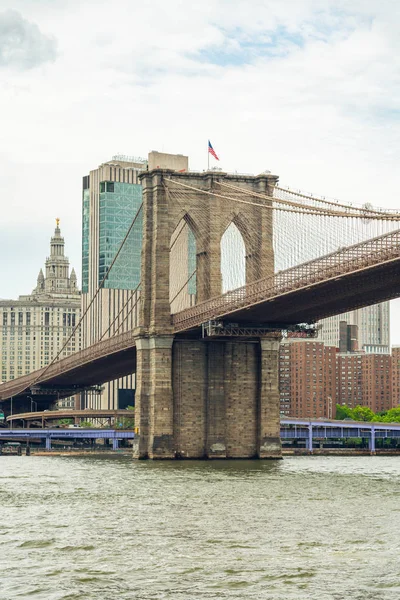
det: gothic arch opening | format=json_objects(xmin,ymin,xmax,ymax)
[
  {"xmin": 220, "ymin": 222, "xmax": 246, "ymax": 293},
  {"xmin": 169, "ymin": 218, "xmax": 197, "ymax": 313}
]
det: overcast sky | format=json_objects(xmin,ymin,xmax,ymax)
[{"xmin": 1, "ymin": 0, "xmax": 400, "ymax": 341}]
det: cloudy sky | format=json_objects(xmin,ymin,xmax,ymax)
[{"xmin": 1, "ymin": 0, "xmax": 400, "ymax": 340}]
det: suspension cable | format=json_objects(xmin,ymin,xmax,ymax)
[
  {"xmin": 165, "ymin": 178, "xmax": 400, "ymax": 220},
  {"xmin": 10, "ymin": 204, "xmax": 143, "ymax": 398}
]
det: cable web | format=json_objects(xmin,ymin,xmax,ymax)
[
  {"xmin": 165, "ymin": 177, "xmax": 400, "ymax": 315},
  {"xmin": 273, "ymin": 186, "xmax": 400, "ymax": 271}
]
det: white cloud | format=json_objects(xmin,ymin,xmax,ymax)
[
  {"xmin": 0, "ymin": 9, "xmax": 57, "ymax": 69},
  {"xmin": 1, "ymin": 0, "xmax": 400, "ymax": 339}
]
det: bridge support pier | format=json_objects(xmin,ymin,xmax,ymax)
[
  {"xmin": 133, "ymin": 335, "xmax": 282, "ymax": 460},
  {"xmin": 259, "ymin": 339, "xmax": 282, "ymax": 459},
  {"xmin": 133, "ymin": 335, "xmax": 175, "ymax": 459}
]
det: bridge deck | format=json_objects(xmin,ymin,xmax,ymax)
[
  {"xmin": 0, "ymin": 229, "xmax": 399, "ymax": 404},
  {"xmin": 173, "ymin": 228, "xmax": 400, "ymax": 331}
]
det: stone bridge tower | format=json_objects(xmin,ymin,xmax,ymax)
[{"xmin": 133, "ymin": 169, "xmax": 282, "ymax": 459}]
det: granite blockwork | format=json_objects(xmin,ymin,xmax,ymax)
[{"xmin": 133, "ymin": 170, "xmax": 281, "ymax": 459}]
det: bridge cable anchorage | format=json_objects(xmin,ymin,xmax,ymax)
[{"xmin": 3, "ymin": 204, "xmax": 143, "ymax": 400}]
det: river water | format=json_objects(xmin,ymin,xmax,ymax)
[{"xmin": 1, "ymin": 455, "xmax": 400, "ymax": 599}]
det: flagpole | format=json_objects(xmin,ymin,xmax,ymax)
[{"xmin": 207, "ymin": 140, "xmax": 209, "ymax": 171}]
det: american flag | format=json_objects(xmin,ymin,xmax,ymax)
[{"xmin": 208, "ymin": 140, "xmax": 219, "ymax": 161}]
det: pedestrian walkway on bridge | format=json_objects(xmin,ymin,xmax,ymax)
[
  {"xmin": 281, "ymin": 418, "xmax": 400, "ymax": 453},
  {"xmin": 0, "ymin": 429, "xmax": 134, "ymax": 451}
]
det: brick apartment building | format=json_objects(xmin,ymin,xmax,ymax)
[
  {"xmin": 280, "ymin": 338, "xmax": 395, "ymax": 419},
  {"xmin": 392, "ymin": 346, "xmax": 400, "ymax": 406},
  {"xmin": 279, "ymin": 340, "xmax": 336, "ymax": 419}
]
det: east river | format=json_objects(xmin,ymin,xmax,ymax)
[{"xmin": 1, "ymin": 456, "xmax": 400, "ymax": 599}]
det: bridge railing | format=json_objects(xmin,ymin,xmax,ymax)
[
  {"xmin": 0, "ymin": 330, "xmax": 137, "ymax": 400},
  {"xmin": 172, "ymin": 228, "xmax": 400, "ymax": 331}
]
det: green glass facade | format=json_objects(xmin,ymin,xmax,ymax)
[
  {"xmin": 82, "ymin": 188, "xmax": 90, "ymax": 293},
  {"xmin": 98, "ymin": 182, "xmax": 142, "ymax": 290}
]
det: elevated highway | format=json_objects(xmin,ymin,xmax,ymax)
[{"xmin": 6, "ymin": 409, "xmax": 134, "ymax": 426}]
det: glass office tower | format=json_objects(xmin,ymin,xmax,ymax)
[
  {"xmin": 98, "ymin": 181, "xmax": 142, "ymax": 289},
  {"xmin": 81, "ymin": 156, "xmax": 146, "ymax": 409}
]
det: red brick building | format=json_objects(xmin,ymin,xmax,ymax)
[
  {"xmin": 280, "ymin": 340, "xmax": 394, "ymax": 418},
  {"xmin": 336, "ymin": 354, "xmax": 363, "ymax": 407},
  {"xmin": 279, "ymin": 340, "xmax": 336, "ymax": 419},
  {"xmin": 361, "ymin": 354, "xmax": 392, "ymax": 413},
  {"xmin": 392, "ymin": 346, "xmax": 400, "ymax": 407}
]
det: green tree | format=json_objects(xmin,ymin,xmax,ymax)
[
  {"xmin": 80, "ymin": 420, "xmax": 94, "ymax": 428},
  {"xmin": 352, "ymin": 405, "xmax": 376, "ymax": 422},
  {"xmin": 115, "ymin": 406, "xmax": 135, "ymax": 429},
  {"xmin": 335, "ymin": 404, "xmax": 354, "ymax": 420},
  {"xmin": 379, "ymin": 406, "xmax": 400, "ymax": 423},
  {"xmin": 57, "ymin": 418, "xmax": 73, "ymax": 426}
]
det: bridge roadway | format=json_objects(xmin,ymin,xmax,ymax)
[
  {"xmin": 6, "ymin": 409, "xmax": 134, "ymax": 425},
  {"xmin": 281, "ymin": 418, "xmax": 400, "ymax": 453},
  {"xmin": 0, "ymin": 228, "xmax": 399, "ymax": 406}
]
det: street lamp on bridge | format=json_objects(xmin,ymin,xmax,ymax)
[{"xmin": 27, "ymin": 396, "xmax": 37, "ymax": 412}]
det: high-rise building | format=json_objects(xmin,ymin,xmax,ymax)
[
  {"xmin": 0, "ymin": 222, "xmax": 81, "ymax": 407},
  {"xmin": 361, "ymin": 353, "xmax": 392, "ymax": 413},
  {"xmin": 391, "ymin": 346, "xmax": 400, "ymax": 407},
  {"xmin": 336, "ymin": 353, "xmax": 363, "ymax": 408},
  {"xmin": 280, "ymin": 338, "xmax": 394, "ymax": 418},
  {"xmin": 318, "ymin": 303, "xmax": 390, "ymax": 354},
  {"xmin": 336, "ymin": 352, "xmax": 392, "ymax": 414},
  {"xmin": 81, "ymin": 151, "xmax": 188, "ymax": 409},
  {"xmin": 279, "ymin": 339, "xmax": 337, "ymax": 418}
]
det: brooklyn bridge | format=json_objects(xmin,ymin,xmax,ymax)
[{"xmin": 1, "ymin": 168, "xmax": 400, "ymax": 459}]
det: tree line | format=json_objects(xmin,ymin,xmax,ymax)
[{"xmin": 336, "ymin": 404, "xmax": 400, "ymax": 423}]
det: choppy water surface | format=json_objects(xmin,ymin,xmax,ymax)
[{"xmin": 1, "ymin": 456, "xmax": 400, "ymax": 599}]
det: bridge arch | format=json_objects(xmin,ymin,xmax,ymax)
[
  {"xmin": 169, "ymin": 216, "xmax": 197, "ymax": 313},
  {"xmin": 220, "ymin": 221, "xmax": 246, "ymax": 293}
]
